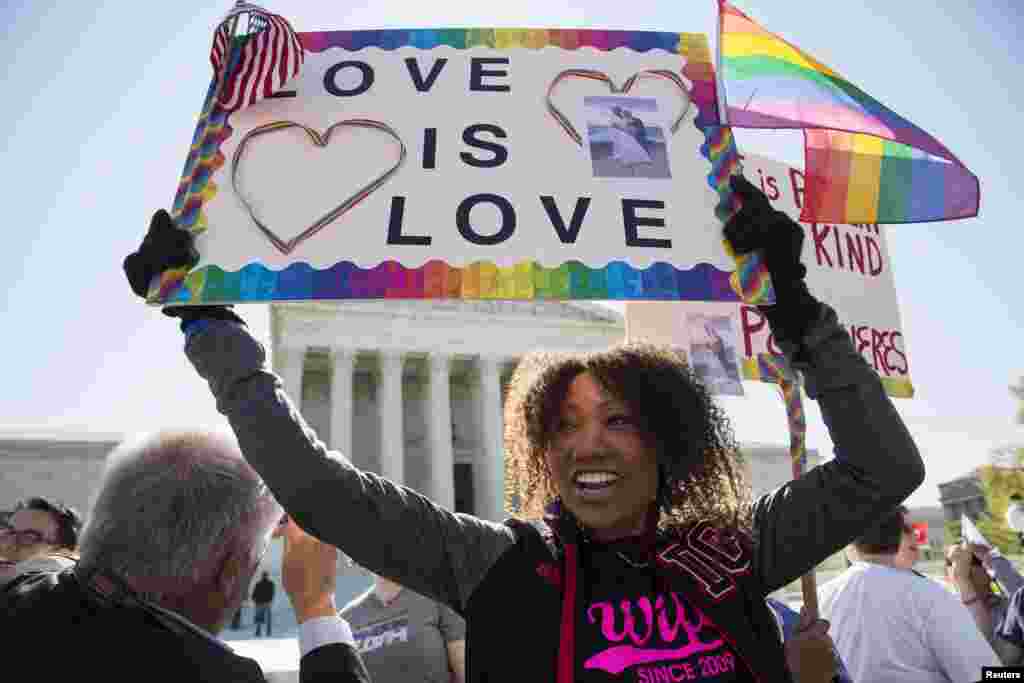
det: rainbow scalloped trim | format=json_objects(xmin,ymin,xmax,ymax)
[
  {"xmin": 160, "ymin": 260, "xmax": 743, "ymax": 304},
  {"xmin": 155, "ymin": 28, "xmax": 770, "ymax": 305},
  {"xmin": 174, "ymin": 66, "xmax": 235, "ymax": 234},
  {"xmin": 303, "ymin": 28, "xmax": 684, "ymax": 54}
]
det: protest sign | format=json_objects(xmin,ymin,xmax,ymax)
[
  {"xmin": 667, "ymin": 311, "xmax": 746, "ymax": 396},
  {"xmin": 157, "ymin": 25, "xmax": 757, "ymax": 306},
  {"xmin": 626, "ymin": 153, "xmax": 914, "ymax": 398}
]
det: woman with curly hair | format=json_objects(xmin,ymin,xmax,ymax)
[
  {"xmin": 503, "ymin": 342, "xmax": 750, "ymax": 532},
  {"xmin": 126, "ymin": 175, "xmax": 924, "ymax": 682}
]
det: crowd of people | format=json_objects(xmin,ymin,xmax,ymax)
[{"xmin": 0, "ymin": 175, "xmax": 1015, "ymax": 681}]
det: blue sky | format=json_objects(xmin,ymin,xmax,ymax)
[{"xmin": 1, "ymin": 1, "xmax": 1021, "ymax": 507}]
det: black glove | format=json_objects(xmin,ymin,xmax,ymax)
[
  {"xmin": 124, "ymin": 210, "xmax": 244, "ymax": 329},
  {"xmin": 724, "ymin": 175, "xmax": 822, "ymax": 345}
]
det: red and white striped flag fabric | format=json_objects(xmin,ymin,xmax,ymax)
[{"xmin": 209, "ymin": 2, "xmax": 303, "ymax": 112}]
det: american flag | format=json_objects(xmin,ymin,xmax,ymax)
[{"xmin": 209, "ymin": 2, "xmax": 303, "ymax": 112}]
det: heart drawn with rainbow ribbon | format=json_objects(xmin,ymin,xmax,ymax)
[
  {"xmin": 545, "ymin": 69, "xmax": 693, "ymax": 147},
  {"xmin": 231, "ymin": 119, "xmax": 406, "ymax": 255}
]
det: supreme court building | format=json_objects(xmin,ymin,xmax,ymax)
[
  {"xmin": 2, "ymin": 300, "xmax": 817, "ymax": 526},
  {"xmin": 269, "ymin": 300, "xmax": 818, "ymax": 524},
  {"xmin": 270, "ymin": 299, "xmax": 626, "ymax": 523}
]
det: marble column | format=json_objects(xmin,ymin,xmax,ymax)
[
  {"xmin": 475, "ymin": 356, "xmax": 506, "ymax": 522},
  {"xmin": 426, "ymin": 353, "xmax": 455, "ymax": 510},
  {"xmin": 276, "ymin": 346, "xmax": 306, "ymax": 408},
  {"xmin": 330, "ymin": 348, "xmax": 356, "ymax": 459},
  {"xmin": 378, "ymin": 351, "xmax": 406, "ymax": 485}
]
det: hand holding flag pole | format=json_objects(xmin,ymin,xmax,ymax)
[
  {"xmin": 715, "ymin": 0, "xmax": 980, "ymax": 615},
  {"xmin": 724, "ymin": 172, "xmax": 822, "ymax": 619}
]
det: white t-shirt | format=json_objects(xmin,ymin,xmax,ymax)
[{"xmin": 819, "ymin": 561, "xmax": 998, "ymax": 683}]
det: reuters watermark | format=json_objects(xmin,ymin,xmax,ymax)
[{"xmin": 981, "ymin": 667, "xmax": 1024, "ymax": 681}]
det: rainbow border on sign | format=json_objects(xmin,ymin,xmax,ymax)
[
  {"xmin": 160, "ymin": 259, "xmax": 741, "ymax": 303},
  {"xmin": 155, "ymin": 28, "xmax": 758, "ymax": 305}
]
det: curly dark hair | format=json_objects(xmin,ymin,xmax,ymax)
[{"xmin": 503, "ymin": 341, "xmax": 751, "ymax": 533}]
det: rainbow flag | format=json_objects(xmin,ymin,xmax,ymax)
[{"xmin": 717, "ymin": 1, "xmax": 979, "ymax": 224}]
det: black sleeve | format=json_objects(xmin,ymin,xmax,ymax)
[
  {"xmin": 750, "ymin": 305, "xmax": 924, "ymax": 592},
  {"xmin": 299, "ymin": 642, "xmax": 372, "ymax": 683},
  {"xmin": 185, "ymin": 320, "xmax": 516, "ymax": 613},
  {"xmin": 997, "ymin": 586, "xmax": 1024, "ymax": 646}
]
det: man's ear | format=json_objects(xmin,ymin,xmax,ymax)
[
  {"xmin": 214, "ymin": 544, "xmax": 247, "ymax": 600},
  {"xmin": 271, "ymin": 514, "xmax": 289, "ymax": 539},
  {"xmin": 844, "ymin": 545, "xmax": 858, "ymax": 563}
]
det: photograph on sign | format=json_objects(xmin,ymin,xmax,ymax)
[
  {"xmin": 584, "ymin": 96, "xmax": 672, "ymax": 179},
  {"xmin": 685, "ymin": 312, "xmax": 744, "ymax": 396},
  {"xmin": 158, "ymin": 27, "xmax": 751, "ymax": 306}
]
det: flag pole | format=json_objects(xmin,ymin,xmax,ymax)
[
  {"xmin": 717, "ymin": 10, "xmax": 817, "ymax": 614},
  {"xmin": 759, "ymin": 352, "xmax": 818, "ymax": 619},
  {"xmin": 215, "ymin": 3, "xmax": 246, "ymax": 108},
  {"xmin": 781, "ymin": 377, "xmax": 819, "ymax": 619},
  {"xmin": 714, "ymin": 0, "xmax": 731, "ymax": 131},
  {"xmin": 714, "ymin": 1, "xmax": 777, "ymax": 308}
]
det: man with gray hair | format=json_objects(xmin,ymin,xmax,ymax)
[{"xmin": 1, "ymin": 430, "xmax": 371, "ymax": 683}]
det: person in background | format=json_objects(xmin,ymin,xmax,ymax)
[
  {"xmin": 992, "ymin": 581, "xmax": 1024, "ymax": 667},
  {"xmin": 972, "ymin": 540, "xmax": 1024, "ymax": 599},
  {"xmin": 0, "ymin": 431, "xmax": 371, "ymax": 683},
  {"xmin": 947, "ymin": 541, "xmax": 1024, "ymax": 666},
  {"xmin": 892, "ymin": 513, "xmax": 921, "ymax": 571},
  {"xmin": 946, "ymin": 543, "xmax": 1002, "ymax": 649},
  {"xmin": 0, "ymin": 510, "xmax": 11, "ymax": 584},
  {"xmin": 0, "ymin": 496, "xmax": 81, "ymax": 587},
  {"xmin": 819, "ymin": 506, "xmax": 998, "ymax": 682},
  {"xmin": 252, "ymin": 570, "xmax": 276, "ymax": 637},
  {"xmin": 342, "ymin": 570, "xmax": 466, "ymax": 683}
]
